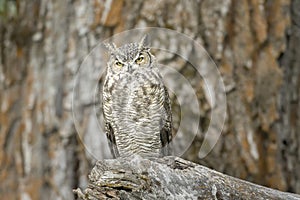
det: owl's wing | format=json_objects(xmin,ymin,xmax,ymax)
[
  {"xmin": 102, "ymin": 83, "xmax": 120, "ymax": 158},
  {"xmin": 160, "ymin": 85, "xmax": 173, "ymax": 156},
  {"xmin": 104, "ymin": 121, "xmax": 119, "ymax": 158}
]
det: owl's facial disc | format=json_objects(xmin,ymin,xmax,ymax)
[{"xmin": 110, "ymin": 49, "xmax": 151, "ymax": 74}]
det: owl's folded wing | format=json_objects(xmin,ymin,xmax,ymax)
[
  {"xmin": 104, "ymin": 121, "xmax": 120, "ymax": 158},
  {"xmin": 102, "ymin": 84, "xmax": 120, "ymax": 158},
  {"xmin": 160, "ymin": 86, "xmax": 173, "ymax": 156}
]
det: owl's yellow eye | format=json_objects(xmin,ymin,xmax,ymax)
[
  {"xmin": 135, "ymin": 54, "xmax": 145, "ymax": 64},
  {"xmin": 115, "ymin": 61, "xmax": 123, "ymax": 67}
]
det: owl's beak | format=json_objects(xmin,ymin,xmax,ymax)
[{"xmin": 127, "ymin": 65, "xmax": 133, "ymax": 73}]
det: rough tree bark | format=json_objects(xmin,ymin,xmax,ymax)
[
  {"xmin": 74, "ymin": 156, "xmax": 300, "ymax": 200},
  {"xmin": 1, "ymin": 0, "xmax": 300, "ymax": 199}
]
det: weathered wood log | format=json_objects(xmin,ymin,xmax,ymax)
[{"xmin": 73, "ymin": 156, "xmax": 300, "ymax": 200}]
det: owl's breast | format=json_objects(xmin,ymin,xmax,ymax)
[
  {"xmin": 113, "ymin": 72, "xmax": 164, "ymax": 119},
  {"xmin": 110, "ymin": 71, "xmax": 166, "ymax": 157}
]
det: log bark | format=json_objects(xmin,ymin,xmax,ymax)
[{"xmin": 74, "ymin": 156, "xmax": 300, "ymax": 200}]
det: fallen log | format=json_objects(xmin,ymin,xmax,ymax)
[{"xmin": 74, "ymin": 156, "xmax": 300, "ymax": 200}]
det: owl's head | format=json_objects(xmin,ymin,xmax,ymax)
[{"xmin": 104, "ymin": 35, "xmax": 154, "ymax": 74}]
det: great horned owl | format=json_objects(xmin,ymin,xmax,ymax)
[{"xmin": 102, "ymin": 35, "xmax": 172, "ymax": 158}]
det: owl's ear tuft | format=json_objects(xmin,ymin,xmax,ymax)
[
  {"xmin": 138, "ymin": 34, "xmax": 150, "ymax": 51},
  {"xmin": 103, "ymin": 43, "xmax": 118, "ymax": 55}
]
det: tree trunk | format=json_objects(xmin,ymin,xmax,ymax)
[{"xmin": 1, "ymin": 0, "xmax": 300, "ymax": 199}]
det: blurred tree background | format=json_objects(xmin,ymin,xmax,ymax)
[{"xmin": 1, "ymin": 0, "xmax": 300, "ymax": 199}]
